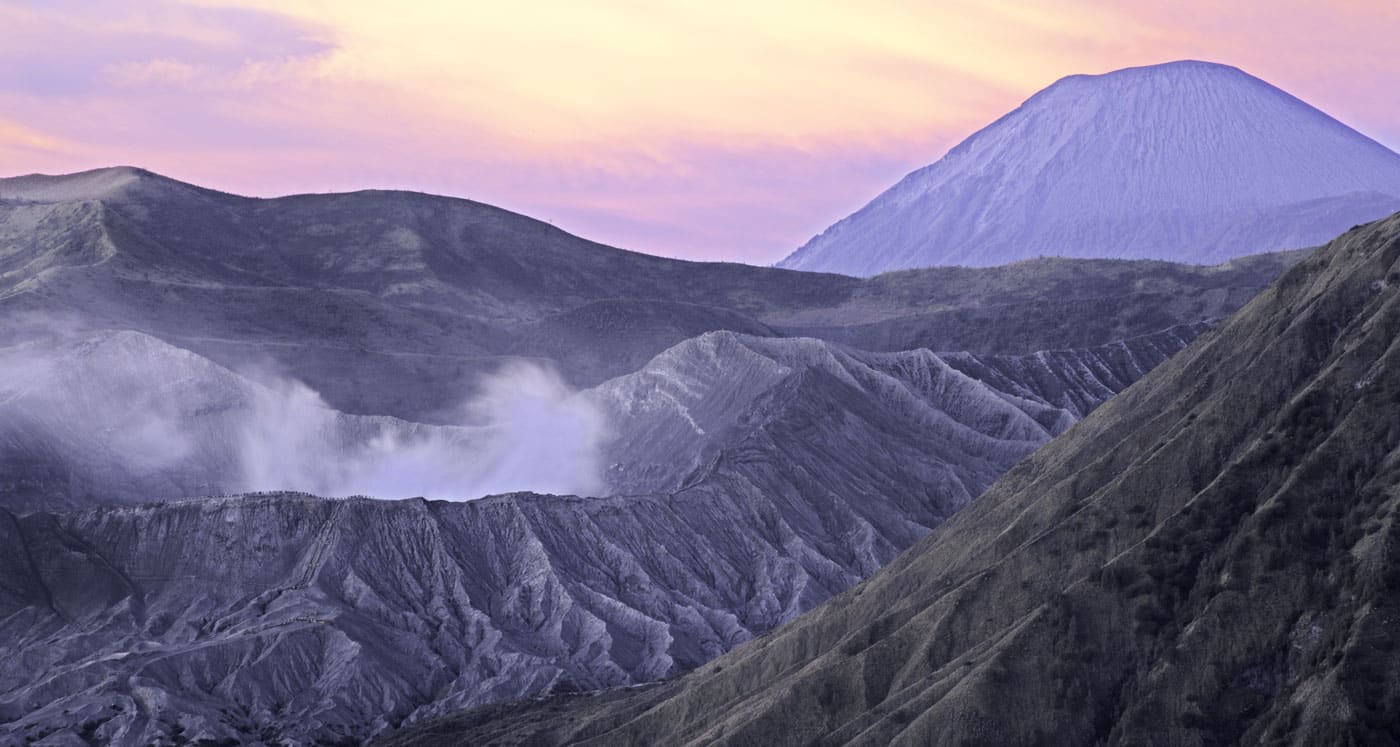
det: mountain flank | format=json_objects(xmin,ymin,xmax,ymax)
[
  {"xmin": 0, "ymin": 166, "xmax": 1323, "ymax": 743},
  {"xmin": 0, "ymin": 326, "xmax": 1204, "ymax": 743},
  {"xmin": 389, "ymin": 211, "xmax": 1400, "ymax": 744},
  {"xmin": 1, "ymin": 166, "xmax": 1301, "ymax": 422}
]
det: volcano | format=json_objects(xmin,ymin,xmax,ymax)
[{"xmin": 780, "ymin": 60, "xmax": 1400, "ymax": 274}]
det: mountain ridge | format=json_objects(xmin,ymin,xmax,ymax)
[{"xmin": 0, "ymin": 166, "xmax": 1300, "ymax": 425}]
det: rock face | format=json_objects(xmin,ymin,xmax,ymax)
[
  {"xmin": 779, "ymin": 60, "xmax": 1400, "ymax": 275},
  {"xmin": 401, "ymin": 212, "xmax": 1400, "ymax": 746},
  {"xmin": 0, "ymin": 326, "xmax": 1201, "ymax": 744}
]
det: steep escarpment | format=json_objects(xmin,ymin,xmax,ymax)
[{"xmin": 391, "ymin": 213, "xmax": 1400, "ymax": 745}]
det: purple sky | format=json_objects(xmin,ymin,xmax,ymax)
[{"xmin": 2, "ymin": 1, "xmax": 1398, "ymax": 263}]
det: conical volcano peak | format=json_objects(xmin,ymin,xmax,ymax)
[
  {"xmin": 780, "ymin": 60, "xmax": 1400, "ymax": 275},
  {"xmin": 1020, "ymin": 59, "xmax": 1336, "ymax": 131},
  {"xmin": 1053, "ymin": 59, "xmax": 1250, "ymax": 84}
]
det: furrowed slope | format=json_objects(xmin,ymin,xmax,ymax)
[
  {"xmin": 0, "ymin": 326, "xmax": 1188, "ymax": 744},
  {"xmin": 0, "ymin": 325, "xmax": 1188, "ymax": 513},
  {"xmin": 392, "ymin": 213, "xmax": 1400, "ymax": 745}
]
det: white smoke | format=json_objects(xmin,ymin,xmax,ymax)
[
  {"xmin": 0, "ymin": 328, "xmax": 610, "ymax": 502},
  {"xmin": 0, "ymin": 334, "xmax": 199, "ymax": 471},
  {"xmin": 236, "ymin": 361, "xmax": 609, "ymax": 500}
]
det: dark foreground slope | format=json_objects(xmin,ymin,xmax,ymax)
[{"xmin": 390, "ymin": 213, "xmax": 1400, "ymax": 745}]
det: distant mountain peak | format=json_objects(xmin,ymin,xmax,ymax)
[
  {"xmin": 1065, "ymin": 58, "xmax": 1245, "ymax": 77},
  {"xmin": 1034, "ymin": 59, "xmax": 1251, "ymax": 94},
  {"xmin": 779, "ymin": 60, "xmax": 1400, "ymax": 275}
]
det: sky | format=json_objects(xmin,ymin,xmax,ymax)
[{"xmin": 2, "ymin": 1, "xmax": 1398, "ymax": 264}]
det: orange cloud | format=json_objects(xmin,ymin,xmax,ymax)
[
  {"xmin": 191, "ymin": 0, "xmax": 1158, "ymax": 149},
  {"xmin": 0, "ymin": 118, "xmax": 67, "ymax": 153}
]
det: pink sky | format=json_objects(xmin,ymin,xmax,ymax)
[{"xmin": 2, "ymin": 1, "xmax": 1398, "ymax": 263}]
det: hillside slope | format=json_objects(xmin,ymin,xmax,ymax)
[
  {"xmin": 395, "ymin": 212, "xmax": 1400, "ymax": 744},
  {"xmin": 0, "ymin": 323, "xmax": 1194, "ymax": 513},
  {"xmin": 0, "ymin": 327, "xmax": 1194, "ymax": 743},
  {"xmin": 0, "ymin": 167, "xmax": 1298, "ymax": 422},
  {"xmin": 779, "ymin": 60, "xmax": 1400, "ymax": 274}
]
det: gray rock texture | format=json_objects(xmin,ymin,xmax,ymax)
[
  {"xmin": 0, "ymin": 167, "xmax": 1304, "ymax": 744},
  {"xmin": 0, "ymin": 326, "xmax": 1195, "ymax": 744},
  {"xmin": 395, "ymin": 212, "xmax": 1400, "ymax": 746}
]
